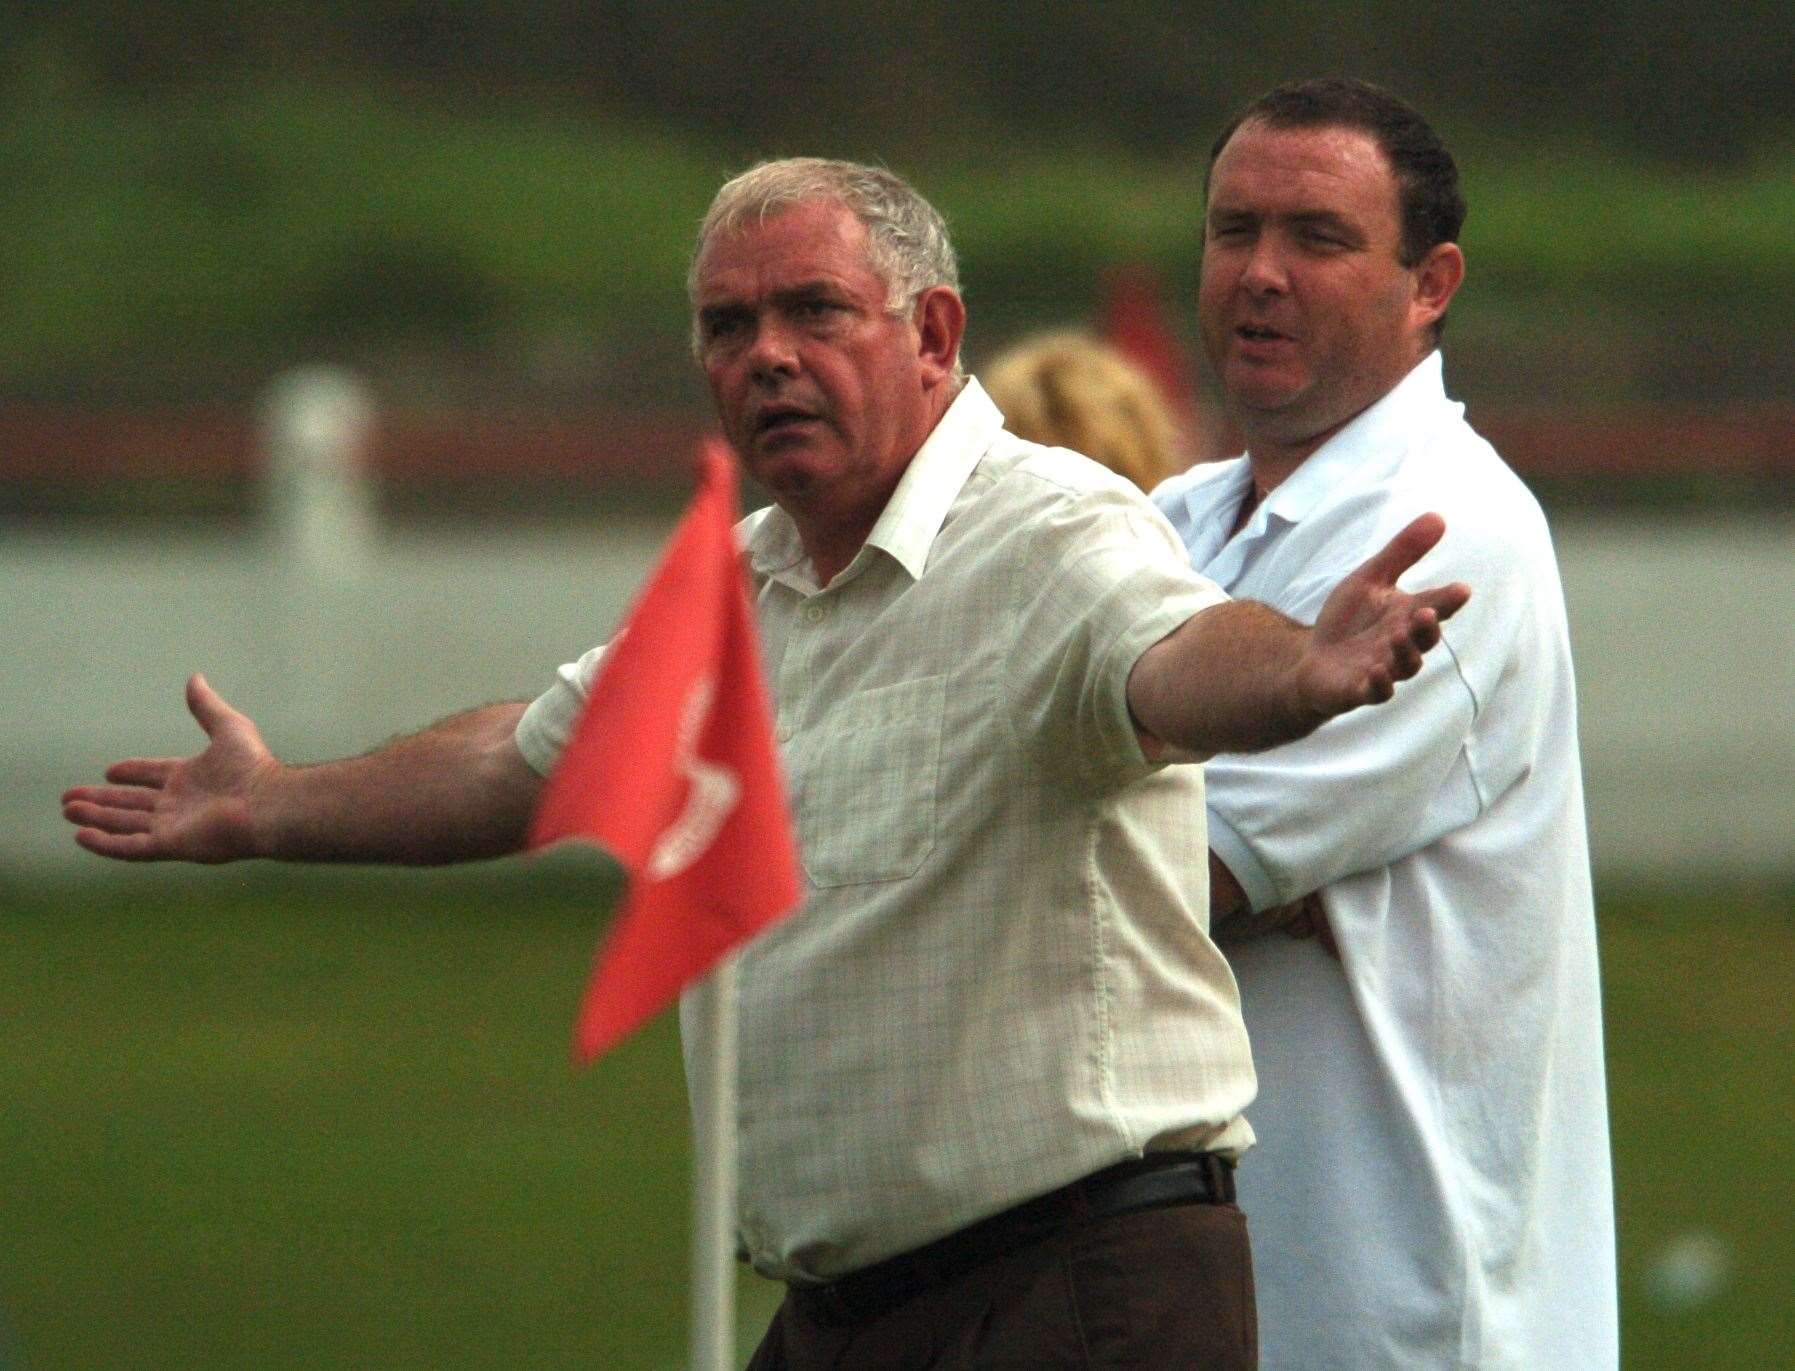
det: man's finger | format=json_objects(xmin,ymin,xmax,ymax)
[
  {"xmin": 63, "ymin": 799, "xmax": 154, "ymax": 835},
  {"xmin": 103, "ymin": 757, "xmax": 178, "ymax": 787},
  {"xmin": 62, "ymin": 784, "xmax": 158, "ymax": 812},
  {"xmin": 1405, "ymin": 608, "xmax": 1442, "ymax": 653},
  {"xmin": 1356, "ymin": 513, "xmax": 1447, "ymax": 587},
  {"xmin": 73, "ymin": 827, "xmax": 162, "ymax": 862},
  {"xmin": 1415, "ymin": 582, "xmax": 1471, "ymax": 622}
]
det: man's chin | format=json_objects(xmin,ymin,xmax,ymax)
[
  {"xmin": 1222, "ymin": 362, "xmax": 1308, "ymax": 415},
  {"xmin": 1226, "ymin": 389, "xmax": 1309, "ymax": 430},
  {"xmin": 744, "ymin": 437, "xmax": 837, "ymax": 495}
]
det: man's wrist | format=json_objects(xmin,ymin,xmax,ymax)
[{"xmin": 238, "ymin": 761, "xmax": 288, "ymax": 861}]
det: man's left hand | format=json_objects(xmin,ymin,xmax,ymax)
[
  {"xmin": 1282, "ymin": 891, "xmax": 1340, "ymax": 960},
  {"xmin": 1213, "ymin": 884, "xmax": 1340, "ymax": 961}
]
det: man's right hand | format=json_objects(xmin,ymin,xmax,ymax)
[
  {"xmin": 62, "ymin": 674, "xmax": 277, "ymax": 863},
  {"xmin": 1293, "ymin": 514, "xmax": 1470, "ymax": 722},
  {"xmin": 1128, "ymin": 513, "xmax": 1469, "ymax": 758},
  {"xmin": 62, "ymin": 682, "xmax": 538, "ymax": 868}
]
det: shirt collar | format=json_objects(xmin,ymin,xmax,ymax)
[
  {"xmin": 1255, "ymin": 350, "xmax": 1455, "ymax": 526},
  {"xmin": 743, "ymin": 378, "xmax": 1001, "ymax": 586}
]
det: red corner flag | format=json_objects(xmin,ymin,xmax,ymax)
[
  {"xmin": 1099, "ymin": 263, "xmax": 1209, "ymax": 457},
  {"xmin": 1099, "ymin": 264, "xmax": 1199, "ymax": 414},
  {"xmin": 528, "ymin": 441, "xmax": 803, "ymax": 1061}
]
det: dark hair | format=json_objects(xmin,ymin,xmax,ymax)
[{"xmin": 1209, "ymin": 78, "xmax": 1465, "ymax": 269}]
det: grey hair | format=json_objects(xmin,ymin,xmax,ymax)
[{"xmin": 687, "ymin": 157, "xmax": 963, "ymax": 374}]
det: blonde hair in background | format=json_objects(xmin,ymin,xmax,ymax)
[{"xmin": 983, "ymin": 330, "xmax": 1185, "ymax": 493}]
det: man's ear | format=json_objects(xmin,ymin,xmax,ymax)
[
  {"xmin": 1410, "ymin": 242, "xmax": 1465, "ymax": 334},
  {"xmin": 913, "ymin": 285, "xmax": 967, "ymax": 385}
]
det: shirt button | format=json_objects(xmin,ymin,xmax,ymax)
[{"xmin": 803, "ymin": 604, "xmax": 826, "ymax": 624}]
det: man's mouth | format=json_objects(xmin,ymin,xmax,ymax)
[
  {"xmin": 1236, "ymin": 323, "xmax": 1291, "ymax": 344},
  {"xmin": 753, "ymin": 405, "xmax": 820, "ymax": 440}
]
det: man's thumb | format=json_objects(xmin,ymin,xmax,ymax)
[{"xmin": 186, "ymin": 673, "xmax": 235, "ymax": 737}]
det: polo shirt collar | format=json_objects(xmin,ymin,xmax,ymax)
[{"xmin": 743, "ymin": 378, "xmax": 1000, "ymax": 586}]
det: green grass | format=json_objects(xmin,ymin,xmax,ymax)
[
  {"xmin": 1, "ymin": 869, "xmax": 1789, "ymax": 1367},
  {"xmin": 0, "ymin": 861, "xmax": 782, "ymax": 1369},
  {"xmin": 1598, "ymin": 887, "xmax": 1795, "ymax": 1367}
]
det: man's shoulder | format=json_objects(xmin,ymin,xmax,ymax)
[
  {"xmin": 1382, "ymin": 415, "xmax": 1552, "ymax": 552},
  {"xmin": 979, "ymin": 436, "xmax": 1143, "ymax": 498},
  {"xmin": 1298, "ymin": 355, "xmax": 1552, "ymax": 558},
  {"xmin": 1266, "ymin": 399, "xmax": 1545, "ymax": 559},
  {"xmin": 938, "ymin": 437, "xmax": 1187, "ymax": 565},
  {"xmin": 963, "ymin": 437, "xmax": 1164, "ymax": 521}
]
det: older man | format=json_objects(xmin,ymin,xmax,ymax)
[
  {"xmin": 65, "ymin": 157, "xmax": 1466, "ymax": 1368},
  {"xmin": 1153, "ymin": 81, "xmax": 1618, "ymax": 1368}
]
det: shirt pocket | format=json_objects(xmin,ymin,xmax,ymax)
[{"xmin": 798, "ymin": 674, "xmax": 946, "ymax": 888}]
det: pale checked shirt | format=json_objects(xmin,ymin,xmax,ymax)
[
  {"xmin": 518, "ymin": 380, "xmax": 1255, "ymax": 1282},
  {"xmin": 1154, "ymin": 352, "xmax": 1618, "ymax": 1370}
]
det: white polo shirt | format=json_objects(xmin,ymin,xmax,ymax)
[
  {"xmin": 1153, "ymin": 352, "xmax": 1618, "ymax": 1369},
  {"xmin": 520, "ymin": 381, "xmax": 1256, "ymax": 1283}
]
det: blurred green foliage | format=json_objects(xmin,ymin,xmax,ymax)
[
  {"xmin": 0, "ymin": 868, "xmax": 1790, "ymax": 1368},
  {"xmin": 0, "ymin": 79, "xmax": 723, "ymax": 381},
  {"xmin": 2, "ymin": 66, "xmax": 1792, "ymax": 401}
]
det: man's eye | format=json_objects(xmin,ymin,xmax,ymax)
[
  {"xmin": 1210, "ymin": 224, "xmax": 1252, "ymax": 242},
  {"xmin": 795, "ymin": 299, "xmax": 842, "ymax": 319}
]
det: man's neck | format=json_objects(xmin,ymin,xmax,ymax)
[
  {"xmin": 794, "ymin": 380, "xmax": 962, "ymax": 588},
  {"xmin": 1238, "ymin": 348, "xmax": 1432, "ymax": 499},
  {"xmin": 1228, "ymin": 477, "xmax": 1263, "ymax": 538},
  {"xmin": 797, "ymin": 508, "xmax": 882, "ymax": 588},
  {"xmin": 1241, "ymin": 419, "xmax": 1340, "ymax": 500}
]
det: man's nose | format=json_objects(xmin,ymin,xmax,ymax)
[
  {"xmin": 1239, "ymin": 235, "xmax": 1288, "ymax": 296},
  {"xmin": 745, "ymin": 318, "xmax": 800, "ymax": 381}
]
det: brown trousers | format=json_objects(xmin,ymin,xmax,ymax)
[{"xmin": 746, "ymin": 1201, "xmax": 1257, "ymax": 1370}]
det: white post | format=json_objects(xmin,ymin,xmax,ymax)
[
  {"xmin": 258, "ymin": 365, "xmax": 379, "ymax": 752},
  {"xmin": 261, "ymin": 365, "xmax": 378, "ymax": 583},
  {"xmin": 688, "ymin": 957, "xmax": 740, "ymax": 1371}
]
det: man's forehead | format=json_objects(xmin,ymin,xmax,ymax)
[
  {"xmin": 1208, "ymin": 121, "xmax": 1397, "ymax": 211},
  {"xmin": 695, "ymin": 198, "xmax": 876, "ymax": 296}
]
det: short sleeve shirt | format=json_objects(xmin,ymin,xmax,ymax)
[
  {"xmin": 1152, "ymin": 353, "xmax": 1617, "ymax": 1370},
  {"xmin": 519, "ymin": 380, "xmax": 1255, "ymax": 1282}
]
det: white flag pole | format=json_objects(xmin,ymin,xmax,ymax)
[{"xmin": 688, "ymin": 954, "xmax": 740, "ymax": 1371}]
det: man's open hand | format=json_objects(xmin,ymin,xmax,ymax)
[
  {"xmin": 1295, "ymin": 514, "xmax": 1471, "ymax": 721},
  {"xmin": 61, "ymin": 674, "xmax": 277, "ymax": 863}
]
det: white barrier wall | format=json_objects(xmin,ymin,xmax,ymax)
[
  {"xmin": 5, "ymin": 510, "xmax": 1791, "ymax": 880},
  {"xmin": 1555, "ymin": 516, "xmax": 1794, "ymax": 877}
]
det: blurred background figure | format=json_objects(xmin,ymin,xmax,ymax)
[{"xmin": 983, "ymin": 329, "xmax": 1187, "ymax": 491}]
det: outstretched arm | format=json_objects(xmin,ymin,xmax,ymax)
[
  {"xmin": 61, "ymin": 674, "xmax": 542, "ymax": 866},
  {"xmin": 1127, "ymin": 514, "xmax": 1470, "ymax": 757}
]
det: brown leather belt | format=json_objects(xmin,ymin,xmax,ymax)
[{"xmin": 789, "ymin": 1151, "xmax": 1236, "ymax": 1326}]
